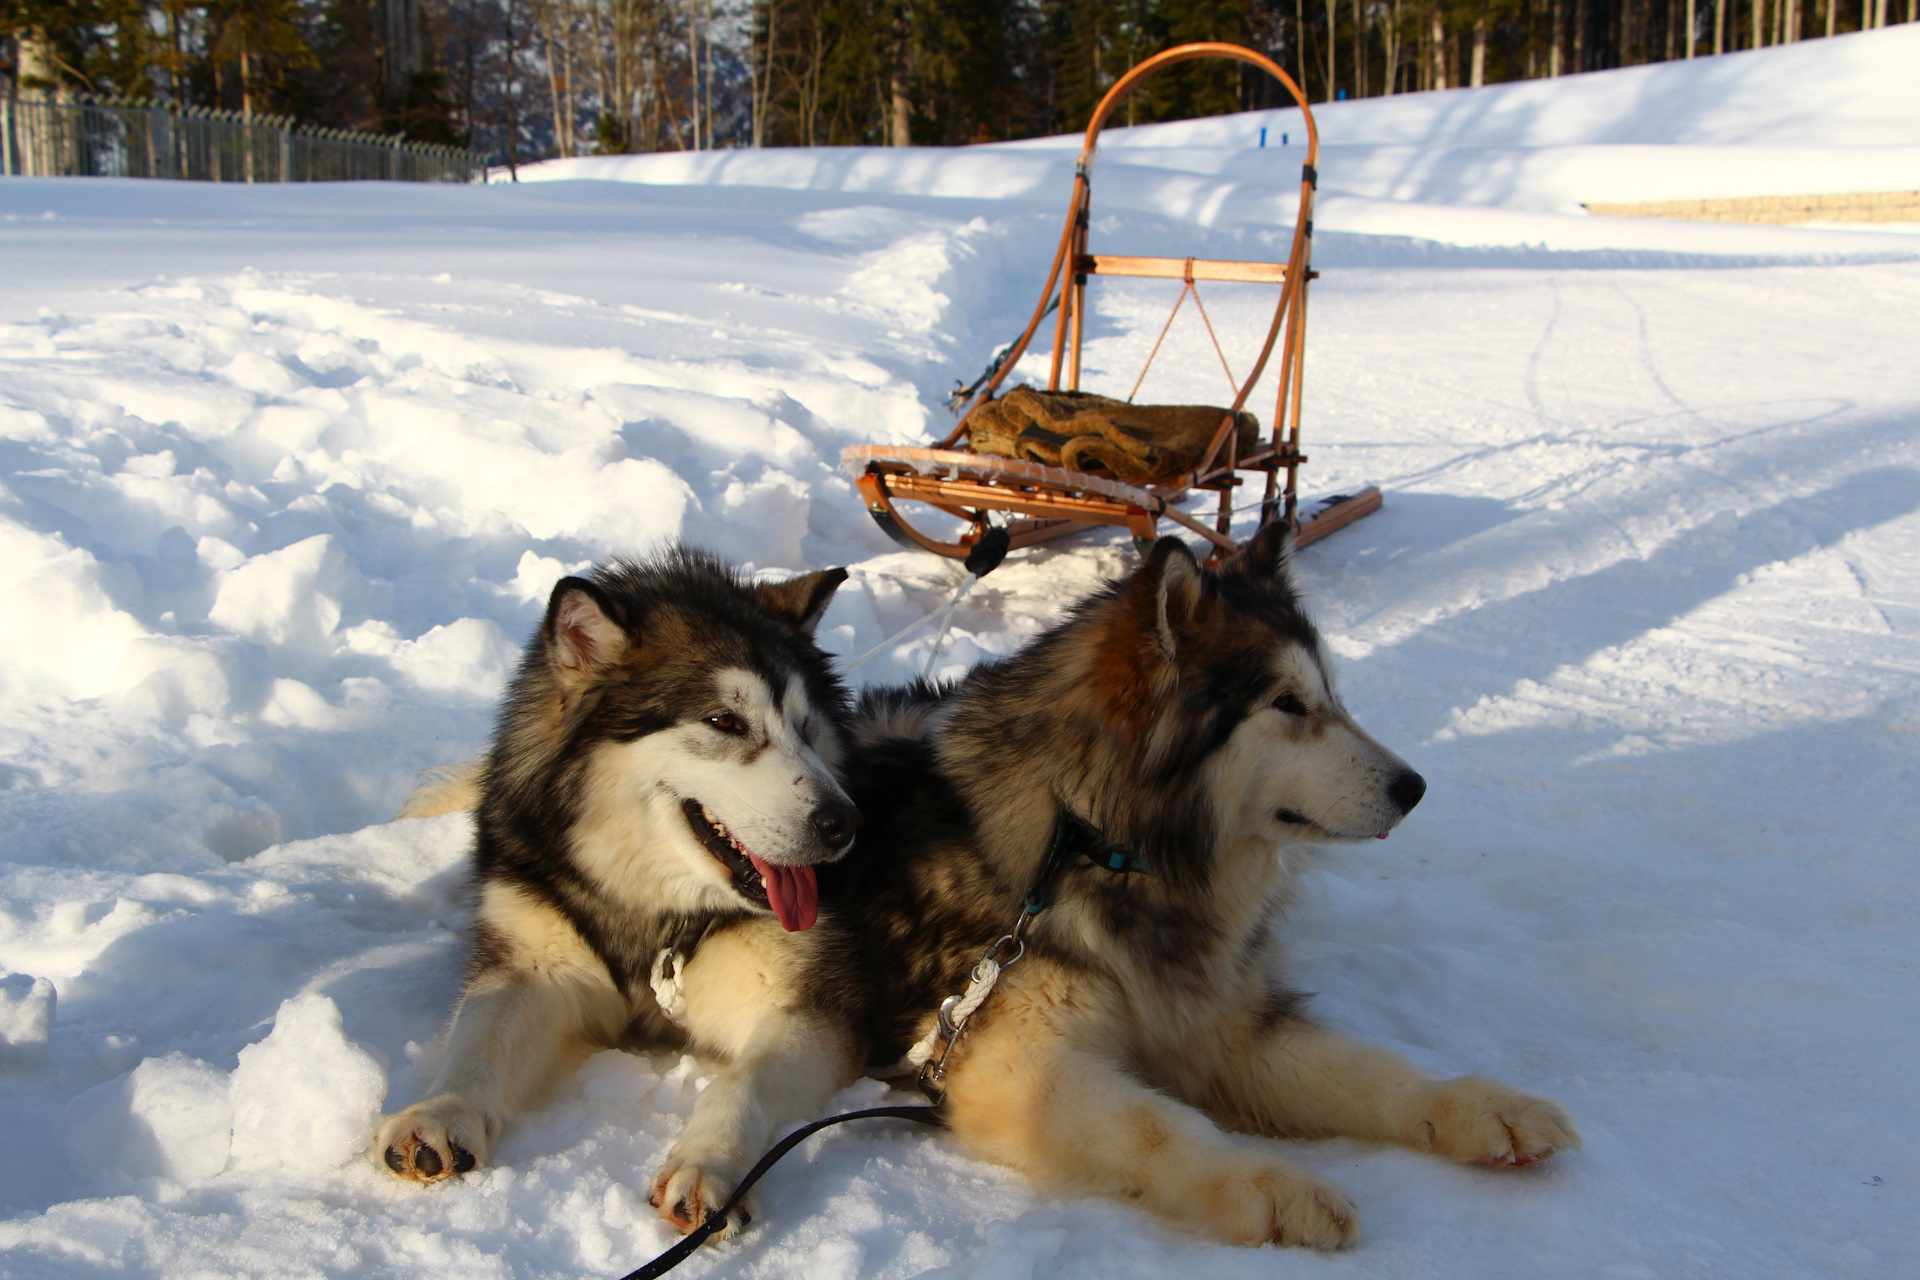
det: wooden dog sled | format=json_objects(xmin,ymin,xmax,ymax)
[{"xmin": 843, "ymin": 42, "xmax": 1381, "ymax": 563}]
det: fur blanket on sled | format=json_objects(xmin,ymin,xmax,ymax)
[{"xmin": 966, "ymin": 386, "xmax": 1260, "ymax": 484}]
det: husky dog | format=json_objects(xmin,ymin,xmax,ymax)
[
  {"xmin": 377, "ymin": 548, "xmax": 863, "ymax": 1236},
  {"xmin": 831, "ymin": 527, "xmax": 1579, "ymax": 1248}
]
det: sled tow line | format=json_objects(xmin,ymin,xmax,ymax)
[{"xmin": 842, "ymin": 526, "xmax": 1011, "ymax": 676}]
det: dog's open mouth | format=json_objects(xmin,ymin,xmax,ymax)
[{"xmin": 681, "ymin": 797, "xmax": 819, "ymax": 932}]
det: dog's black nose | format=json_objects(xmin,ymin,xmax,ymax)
[
  {"xmin": 1388, "ymin": 770, "xmax": 1427, "ymax": 815},
  {"xmin": 811, "ymin": 800, "xmax": 863, "ymax": 850}
]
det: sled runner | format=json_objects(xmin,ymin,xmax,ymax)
[{"xmin": 843, "ymin": 42, "xmax": 1381, "ymax": 562}]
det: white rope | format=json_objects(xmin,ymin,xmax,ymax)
[
  {"xmin": 842, "ymin": 572, "xmax": 979, "ymax": 674},
  {"xmin": 896, "ymin": 956, "xmax": 1002, "ymax": 1073},
  {"xmin": 649, "ymin": 948, "xmax": 689, "ymax": 1027}
]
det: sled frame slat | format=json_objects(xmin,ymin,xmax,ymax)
[{"xmin": 1078, "ymin": 255, "xmax": 1290, "ymax": 285}]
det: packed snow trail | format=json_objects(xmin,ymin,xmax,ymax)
[{"xmin": 2, "ymin": 26, "xmax": 1918, "ymax": 1280}]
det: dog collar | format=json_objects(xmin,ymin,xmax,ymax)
[{"xmin": 1053, "ymin": 808, "xmax": 1153, "ymax": 878}]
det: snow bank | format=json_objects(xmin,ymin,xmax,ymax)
[
  {"xmin": 1077, "ymin": 24, "xmax": 1920, "ymax": 149},
  {"xmin": 530, "ymin": 27, "xmax": 1920, "ymax": 253}
]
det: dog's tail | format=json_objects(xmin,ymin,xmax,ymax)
[
  {"xmin": 852, "ymin": 681, "xmax": 948, "ymax": 750},
  {"xmin": 395, "ymin": 761, "xmax": 483, "ymax": 820}
]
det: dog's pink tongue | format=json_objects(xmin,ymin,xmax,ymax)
[{"xmin": 749, "ymin": 854, "xmax": 818, "ymax": 931}]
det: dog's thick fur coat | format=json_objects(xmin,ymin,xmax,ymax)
[
  {"xmin": 829, "ymin": 528, "xmax": 1579, "ymax": 1247},
  {"xmin": 377, "ymin": 548, "xmax": 863, "ymax": 1235}
]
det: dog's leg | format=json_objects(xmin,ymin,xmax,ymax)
[
  {"xmin": 1181, "ymin": 1010, "xmax": 1581, "ymax": 1169},
  {"xmin": 647, "ymin": 923, "xmax": 857, "ymax": 1238},
  {"xmin": 377, "ymin": 892, "xmax": 627, "ymax": 1183},
  {"xmin": 943, "ymin": 969, "xmax": 1361, "ymax": 1249}
]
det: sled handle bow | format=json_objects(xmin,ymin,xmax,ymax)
[{"xmin": 943, "ymin": 43, "xmax": 1321, "ymax": 445}]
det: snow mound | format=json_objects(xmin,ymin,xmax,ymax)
[
  {"xmin": 0, "ymin": 973, "xmax": 55, "ymax": 1065},
  {"xmin": 207, "ymin": 533, "xmax": 358, "ymax": 650},
  {"xmin": 0, "ymin": 527, "xmax": 149, "ymax": 702},
  {"xmin": 228, "ymin": 993, "xmax": 389, "ymax": 1174}
]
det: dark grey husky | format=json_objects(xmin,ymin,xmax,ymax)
[{"xmin": 827, "ymin": 528, "xmax": 1579, "ymax": 1248}]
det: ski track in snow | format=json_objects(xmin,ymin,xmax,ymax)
[{"xmin": 2, "ymin": 29, "xmax": 1919, "ymax": 1280}]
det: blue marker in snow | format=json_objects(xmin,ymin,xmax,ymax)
[{"xmin": 1260, "ymin": 127, "xmax": 1267, "ymax": 148}]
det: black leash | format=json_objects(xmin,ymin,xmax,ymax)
[{"xmin": 618, "ymin": 1104, "xmax": 944, "ymax": 1280}]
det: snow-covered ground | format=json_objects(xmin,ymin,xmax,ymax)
[{"xmin": 2, "ymin": 26, "xmax": 1917, "ymax": 1280}]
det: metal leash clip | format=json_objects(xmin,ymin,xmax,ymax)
[
  {"xmin": 924, "ymin": 914, "xmax": 1033, "ymax": 1093},
  {"xmin": 980, "ymin": 926, "xmax": 1027, "ymax": 972}
]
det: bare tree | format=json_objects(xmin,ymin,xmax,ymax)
[
  {"xmin": 1384, "ymin": 0, "xmax": 1402, "ymax": 92},
  {"xmin": 750, "ymin": 0, "xmax": 776, "ymax": 145},
  {"xmin": 1352, "ymin": 0, "xmax": 1366, "ymax": 98},
  {"xmin": 1324, "ymin": 0, "xmax": 1337, "ymax": 99},
  {"xmin": 888, "ymin": 3, "xmax": 909, "ymax": 145}
]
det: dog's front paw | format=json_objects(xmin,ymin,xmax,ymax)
[
  {"xmin": 1207, "ymin": 1159, "xmax": 1360, "ymax": 1250},
  {"xmin": 375, "ymin": 1094, "xmax": 489, "ymax": 1183},
  {"xmin": 648, "ymin": 1152, "xmax": 752, "ymax": 1239},
  {"xmin": 1415, "ymin": 1075, "xmax": 1581, "ymax": 1168},
  {"xmin": 1264, "ymin": 1166, "xmax": 1361, "ymax": 1250}
]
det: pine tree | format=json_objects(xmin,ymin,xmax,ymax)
[{"xmin": 209, "ymin": 0, "xmax": 316, "ymax": 117}]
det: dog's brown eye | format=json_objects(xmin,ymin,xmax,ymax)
[
  {"xmin": 706, "ymin": 711, "xmax": 747, "ymax": 735},
  {"xmin": 1272, "ymin": 691, "xmax": 1308, "ymax": 717}
]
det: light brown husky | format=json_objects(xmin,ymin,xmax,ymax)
[{"xmin": 376, "ymin": 549, "xmax": 866, "ymax": 1238}]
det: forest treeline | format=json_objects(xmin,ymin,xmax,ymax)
[{"xmin": 3, "ymin": 0, "xmax": 1911, "ymax": 166}]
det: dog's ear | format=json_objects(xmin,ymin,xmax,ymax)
[
  {"xmin": 756, "ymin": 567, "xmax": 849, "ymax": 637},
  {"xmin": 1226, "ymin": 518, "xmax": 1295, "ymax": 585},
  {"xmin": 544, "ymin": 577, "xmax": 629, "ymax": 687},
  {"xmin": 1140, "ymin": 537, "xmax": 1206, "ymax": 659}
]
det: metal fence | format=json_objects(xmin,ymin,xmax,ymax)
[{"xmin": 1, "ymin": 95, "xmax": 486, "ymax": 183}]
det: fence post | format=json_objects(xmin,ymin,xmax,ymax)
[
  {"xmin": 17, "ymin": 93, "xmax": 38, "ymax": 176},
  {"xmin": 1, "ymin": 98, "xmax": 12, "ymax": 177}
]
